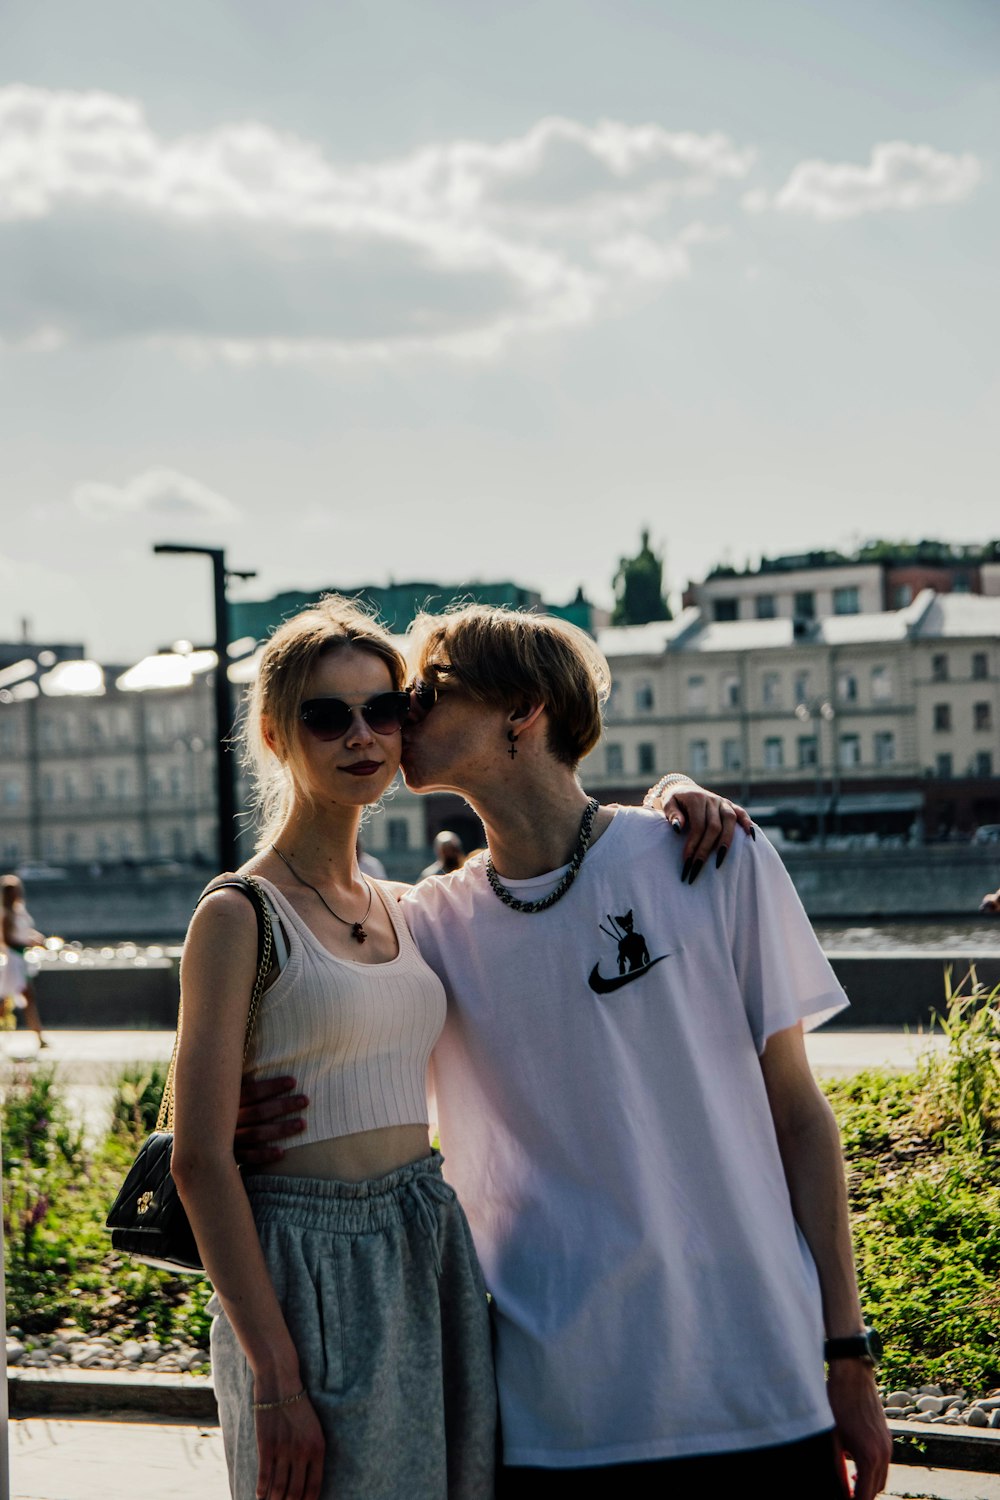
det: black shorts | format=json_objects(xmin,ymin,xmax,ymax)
[{"xmin": 497, "ymin": 1429, "xmax": 848, "ymax": 1499}]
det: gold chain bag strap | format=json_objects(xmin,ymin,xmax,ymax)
[{"xmin": 106, "ymin": 875, "xmax": 275, "ymax": 1273}]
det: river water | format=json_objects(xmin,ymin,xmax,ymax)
[{"xmin": 814, "ymin": 920, "xmax": 1000, "ymax": 952}]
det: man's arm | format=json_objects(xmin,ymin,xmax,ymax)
[
  {"xmin": 760, "ymin": 1024, "xmax": 892, "ymax": 1500},
  {"xmin": 643, "ymin": 774, "xmax": 755, "ymax": 882}
]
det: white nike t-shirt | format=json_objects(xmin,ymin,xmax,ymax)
[{"xmin": 402, "ymin": 809, "xmax": 846, "ymax": 1468}]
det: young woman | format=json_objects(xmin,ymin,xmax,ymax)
[
  {"xmin": 172, "ymin": 597, "xmax": 496, "ymax": 1500},
  {"xmin": 1, "ymin": 874, "xmax": 48, "ymax": 1047}
]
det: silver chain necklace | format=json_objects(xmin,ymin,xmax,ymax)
[
  {"xmin": 484, "ymin": 798, "xmax": 599, "ymax": 914},
  {"xmin": 270, "ymin": 844, "xmax": 374, "ymax": 944}
]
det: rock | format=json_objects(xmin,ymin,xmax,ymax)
[
  {"xmin": 964, "ymin": 1407, "xmax": 989, "ymax": 1427},
  {"xmin": 917, "ymin": 1384, "xmax": 943, "ymax": 1397},
  {"xmin": 48, "ymin": 1339, "xmax": 72, "ymax": 1357},
  {"xmin": 121, "ymin": 1340, "xmax": 144, "ymax": 1362},
  {"xmin": 885, "ymin": 1390, "xmax": 911, "ymax": 1407},
  {"xmin": 140, "ymin": 1341, "xmax": 162, "ymax": 1362},
  {"xmin": 883, "ymin": 1407, "xmax": 906, "ymax": 1418},
  {"xmin": 915, "ymin": 1395, "xmax": 946, "ymax": 1414},
  {"xmin": 990, "ymin": 1411, "xmax": 1000, "ymax": 1429},
  {"xmin": 6, "ymin": 1341, "xmax": 25, "ymax": 1365}
]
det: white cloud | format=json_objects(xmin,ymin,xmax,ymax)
[
  {"xmin": 0, "ymin": 87, "xmax": 751, "ymax": 361},
  {"xmin": 72, "ymin": 468, "xmax": 240, "ymax": 523},
  {"xmin": 769, "ymin": 141, "xmax": 981, "ymax": 221}
]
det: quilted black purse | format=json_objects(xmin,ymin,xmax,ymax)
[{"xmin": 106, "ymin": 875, "xmax": 274, "ymax": 1273}]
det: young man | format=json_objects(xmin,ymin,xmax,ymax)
[{"xmin": 241, "ymin": 608, "xmax": 891, "ymax": 1498}]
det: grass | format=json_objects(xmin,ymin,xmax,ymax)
[{"xmin": 3, "ymin": 969, "xmax": 1000, "ymax": 1386}]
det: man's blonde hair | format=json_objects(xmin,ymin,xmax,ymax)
[
  {"xmin": 243, "ymin": 595, "xmax": 405, "ymax": 847},
  {"xmin": 408, "ymin": 605, "xmax": 610, "ymax": 767}
]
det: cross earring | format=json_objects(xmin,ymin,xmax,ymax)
[{"xmin": 507, "ymin": 729, "xmax": 519, "ymax": 760}]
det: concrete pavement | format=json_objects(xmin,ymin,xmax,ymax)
[{"xmin": 8, "ymin": 1417, "xmax": 1000, "ymax": 1500}]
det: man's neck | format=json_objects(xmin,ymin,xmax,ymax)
[{"xmin": 465, "ymin": 772, "xmax": 612, "ymax": 880}]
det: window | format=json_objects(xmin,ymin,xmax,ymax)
[
  {"xmin": 871, "ymin": 666, "xmax": 892, "ymax": 702},
  {"xmin": 933, "ymin": 703, "xmax": 951, "ymax": 732},
  {"xmin": 169, "ymin": 765, "xmax": 184, "ymax": 797},
  {"xmin": 797, "ymin": 736, "xmax": 818, "ymax": 769},
  {"xmin": 604, "ymin": 682, "xmax": 622, "ymax": 719},
  {"xmin": 685, "ymin": 676, "xmax": 707, "ymax": 711},
  {"xmin": 793, "ymin": 670, "xmax": 811, "ymax": 705},
  {"xmin": 689, "ymin": 740, "xmax": 709, "ymax": 776},
  {"xmin": 755, "ymin": 594, "xmax": 776, "ymax": 620},
  {"xmin": 721, "ymin": 673, "xmax": 740, "ymax": 709},
  {"xmin": 763, "ymin": 737, "xmax": 783, "ymax": 770},
  {"xmin": 722, "ymin": 738, "xmax": 742, "ymax": 772},
  {"xmin": 892, "ymin": 584, "xmax": 913, "ymax": 608},
  {"xmin": 0, "ymin": 720, "xmax": 18, "ymax": 753},
  {"xmin": 606, "ymin": 743, "xmax": 624, "ymax": 775},
  {"xmin": 115, "ymin": 768, "xmax": 130, "ymax": 799},
  {"xmin": 975, "ymin": 752, "xmax": 994, "ymax": 778},
  {"xmin": 172, "ymin": 827, "xmax": 187, "ymax": 858},
  {"xmin": 833, "ymin": 586, "xmax": 860, "ymax": 615},
  {"xmin": 94, "ymin": 772, "xmax": 107, "ymax": 801},
  {"xmin": 839, "ymin": 734, "xmax": 861, "ymax": 768},
  {"xmin": 64, "ymin": 832, "xmax": 78, "ymax": 862},
  {"xmin": 635, "ymin": 679, "xmax": 654, "ymax": 713},
  {"xmin": 972, "ymin": 652, "xmax": 988, "ymax": 681},
  {"xmin": 90, "ymin": 716, "xmax": 106, "ymax": 744},
  {"xmin": 2, "ymin": 779, "xmax": 21, "ymax": 805},
  {"xmin": 932, "ymin": 653, "xmax": 948, "ymax": 682},
  {"xmin": 40, "ymin": 719, "xmax": 57, "ymax": 751},
  {"xmin": 837, "ymin": 672, "xmax": 858, "ymax": 704},
  {"xmin": 762, "ymin": 673, "xmax": 782, "ymax": 709},
  {"xmin": 793, "ymin": 591, "xmax": 815, "ymax": 620},
  {"xmin": 974, "ymin": 702, "xmax": 992, "ymax": 732},
  {"xmin": 40, "ymin": 774, "xmax": 54, "ymax": 801},
  {"xmin": 387, "ymin": 819, "xmax": 410, "ymax": 850},
  {"xmin": 874, "ymin": 731, "xmax": 896, "ymax": 767},
  {"xmin": 637, "ymin": 743, "xmax": 656, "ymax": 776},
  {"xmin": 953, "ymin": 571, "xmax": 971, "ymax": 594},
  {"xmin": 936, "ymin": 753, "xmax": 953, "ymax": 779},
  {"xmin": 713, "ymin": 598, "xmax": 738, "ymax": 622},
  {"xmin": 63, "ymin": 773, "xmax": 77, "ymax": 802}
]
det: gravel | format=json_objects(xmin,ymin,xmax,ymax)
[
  {"xmin": 6, "ymin": 1326, "xmax": 209, "ymax": 1376},
  {"xmin": 881, "ymin": 1382, "xmax": 1000, "ymax": 1429}
]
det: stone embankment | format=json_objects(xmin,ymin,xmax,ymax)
[
  {"xmin": 7, "ymin": 1326, "xmax": 208, "ymax": 1375},
  {"xmin": 882, "ymin": 1382, "xmax": 1000, "ymax": 1429}
]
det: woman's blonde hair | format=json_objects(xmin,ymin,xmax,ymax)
[
  {"xmin": 408, "ymin": 605, "xmax": 610, "ymax": 767},
  {"xmin": 243, "ymin": 596, "xmax": 405, "ymax": 848}
]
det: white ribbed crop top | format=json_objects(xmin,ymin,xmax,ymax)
[{"xmin": 244, "ymin": 877, "xmax": 446, "ymax": 1144}]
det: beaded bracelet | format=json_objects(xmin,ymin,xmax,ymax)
[
  {"xmin": 252, "ymin": 1387, "xmax": 307, "ymax": 1412},
  {"xmin": 642, "ymin": 773, "xmax": 694, "ymax": 810}
]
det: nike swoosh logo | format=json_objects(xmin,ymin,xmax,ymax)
[{"xmin": 587, "ymin": 954, "xmax": 669, "ymax": 995}]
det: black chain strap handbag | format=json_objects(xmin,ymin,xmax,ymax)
[{"xmin": 106, "ymin": 875, "xmax": 274, "ymax": 1273}]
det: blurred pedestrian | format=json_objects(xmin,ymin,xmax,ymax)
[
  {"xmin": 1, "ymin": 874, "xmax": 48, "ymax": 1048},
  {"xmin": 420, "ymin": 829, "xmax": 465, "ymax": 879}
]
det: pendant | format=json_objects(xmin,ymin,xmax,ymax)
[{"xmin": 351, "ymin": 923, "xmax": 367, "ymax": 944}]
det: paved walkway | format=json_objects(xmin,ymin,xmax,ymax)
[{"xmin": 8, "ymin": 1417, "xmax": 1000, "ymax": 1500}]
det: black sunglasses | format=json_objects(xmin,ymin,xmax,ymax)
[
  {"xmin": 299, "ymin": 691, "xmax": 411, "ymax": 741},
  {"xmin": 408, "ymin": 679, "xmax": 438, "ymax": 714}
]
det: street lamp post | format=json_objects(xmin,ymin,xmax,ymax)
[
  {"xmin": 794, "ymin": 699, "xmax": 835, "ymax": 847},
  {"xmin": 153, "ymin": 546, "xmax": 256, "ymax": 873}
]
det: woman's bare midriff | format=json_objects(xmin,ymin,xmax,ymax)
[{"xmin": 258, "ymin": 1123, "xmax": 433, "ymax": 1184}]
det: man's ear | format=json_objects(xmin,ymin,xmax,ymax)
[{"xmin": 507, "ymin": 701, "xmax": 546, "ymax": 736}]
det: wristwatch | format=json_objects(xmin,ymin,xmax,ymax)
[{"xmin": 824, "ymin": 1327, "xmax": 883, "ymax": 1368}]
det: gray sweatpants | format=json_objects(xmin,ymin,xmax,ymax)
[{"xmin": 210, "ymin": 1153, "xmax": 497, "ymax": 1499}]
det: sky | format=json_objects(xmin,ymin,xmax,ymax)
[{"xmin": 0, "ymin": 0, "xmax": 997, "ymax": 662}]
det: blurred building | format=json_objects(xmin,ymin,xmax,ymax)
[
  {"xmin": 581, "ymin": 591, "xmax": 1000, "ymax": 840},
  {"xmin": 684, "ymin": 543, "xmax": 1000, "ymax": 623}
]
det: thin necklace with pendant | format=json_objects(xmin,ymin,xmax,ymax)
[
  {"xmin": 484, "ymin": 798, "xmax": 599, "ymax": 914},
  {"xmin": 270, "ymin": 843, "xmax": 374, "ymax": 944}
]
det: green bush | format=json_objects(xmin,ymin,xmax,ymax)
[
  {"xmin": 2, "ymin": 1064, "xmax": 212, "ymax": 1347},
  {"xmin": 824, "ymin": 970, "xmax": 1000, "ymax": 1393}
]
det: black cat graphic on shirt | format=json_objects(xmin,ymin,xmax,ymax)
[{"xmin": 587, "ymin": 909, "xmax": 667, "ymax": 996}]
